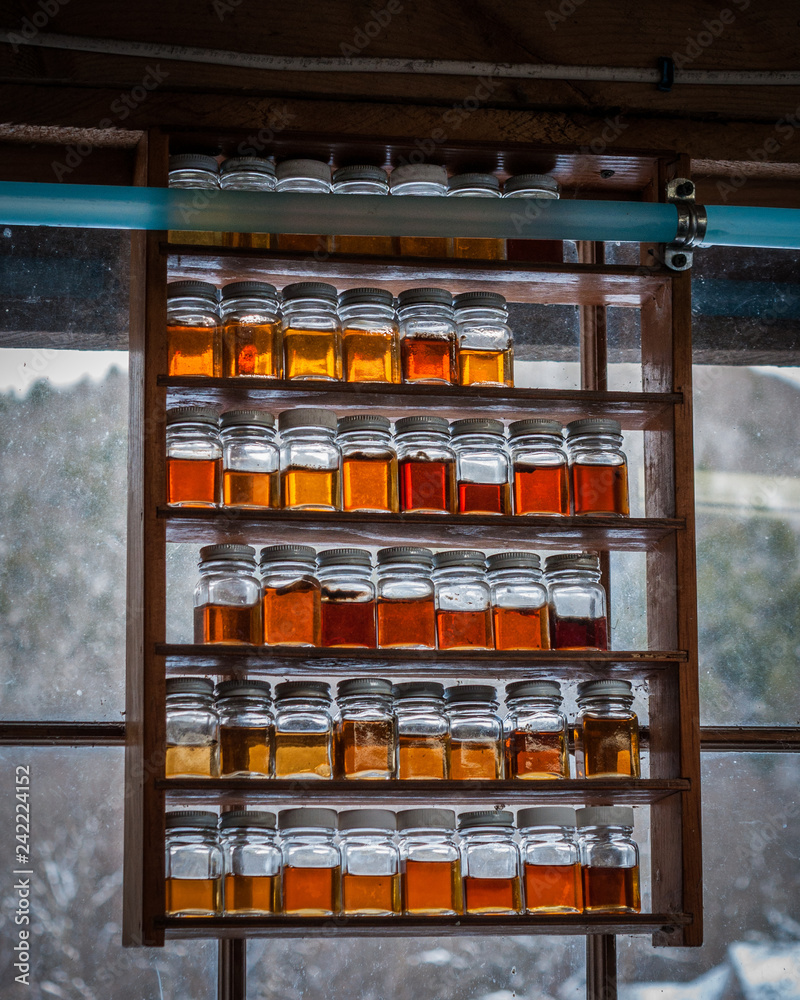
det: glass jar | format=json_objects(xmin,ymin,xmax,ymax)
[
  {"xmin": 338, "ymin": 287, "xmax": 400, "ymax": 384},
  {"xmin": 566, "ymin": 418, "xmax": 630, "ymax": 517},
  {"xmin": 544, "ymin": 552, "xmax": 608, "ymax": 650},
  {"xmin": 337, "ymin": 414, "xmax": 398, "ymax": 513},
  {"xmin": 393, "ymin": 681, "xmax": 449, "ymax": 780},
  {"xmin": 339, "ymin": 809, "xmax": 401, "ymax": 916},
  {"xmin": 273, "ymin": 681, "xmax": 334, "ymax": 780},
  {"xmin": 259, "ymin": 544, "xmax": 321, "ymax": 647},
  {"xmin": 447, "ymin": 172, "xmax": 505, "ymax": 261},
  {"xmin": 458, "ymin": 811, "xmax": 522, "ymax": 914},
  {"xmin": 445, "ymin": 685, "xmax": 503, "ymax": 780},
  {"xmin": 219, "ymin": 409, "xmax": 279, "ymax": 509},
  {"xmin": 219, "ymin": 280, "xmax": 281, "ymax": 378},
  {"xmin": 317, "ymin": 548, "xmax": 376, "ymax": 648},
  {"xmin": 279, "ymin": 807, "xmax": 340, "ymax": 915},
  {"xmin": 503, "ymin": 680, "xmax": 568, "ymax": 780},
  {"xmin": 165, "ymin": 811, "xmax": 223, "ymax": 916},
  {"xmin": 502, "ymin": 173, "xmax": 561, "ymax": 263},
  {"xmin": 193, "ymin": 544, "xmax": 262, "ymax": 645},
  {"xmin": 165, "ymin": 677, "xmax": 220, "ymax": 778},
  {"xmin": 577, "ymin": 806, "xmax": 640, "ymax": 913},
  {"xmin": 335, "ymin": 678, "xmax": 395, "ymax": 780},
  {"xmin": 451, "ymin": 417, "xmax": 511, "ymax": 515},
  {"xmin": 167, "ymin": 153, "xmax": 223, "ymax": 247},
  {"xmin": 453, "ymin": 292, "xmax": 514, "ymax": 388},
  {"xmin": 574, "ymin": 679, "xmax": 640, "ymax": 779},
  {"xmin": 518, "ymin": 806, "xmax": 582, "ymax": 913},
  {"xmin": 220, "ymin": 809, "xmax": 281, "ymax": 914},
  {"xmin": 166, "ymin": 406, "xmax": 221, "ymax": 508},
  {"xmin": 389, "ymin": 163, "xmax": 451, "ymax": 258},
  {"xmin": 396, "ymin": 288, "xmax": 457, "ymax": 384},
  {"xmin": 395, "ymin": 415, "xmax": 456, "ymax": 514},
  {"xmin": 281, "ymin": 281, "xmax": 342, "ymax": 381},
  {"xmin": 216, "ymin": 679, "xmax": 273, "ymax": 778},
  {"xmin": 219, "ymin": 156, "xmax": 275, "ymax": 250},
  {"xmin": 376, "ymin": 546, "xmax": 436, "ymax": 649},
  {"xmin": 331, "ymin": 166, "xmax": 393, "ymax": 255},
  {"xmin": 487, "ymin": 551, "xmax": 550, "ymax": 650},
  {"xmin": 279, "ymin": 407, "xmax": 341, "ymax": 510},
  {"xmin": 166, "ymin": 279, "xmax": 221, "ymax": 377},
  {"xmin": 274, "ymin": 159, "xmax": 331, "ymax": 254},
  {"xmin": 433, "ymin": 549, "xmax": 493, "ymax": 650},
  {"xmin": 397, "ymin": 808, "xmax": 462, "ymax": 915},
  {"xmin": 508, "ymin": 418, "xmax": 569, "ymax": 516}
]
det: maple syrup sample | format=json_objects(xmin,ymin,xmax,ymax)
[
  {"xmin": 167, "ymin": 279, "xmax": 221, "ymax": 376},
  {"xmin": 459, "ymin": 811, "xmax": 522, "ymax": 914},
  {"xmin": 436, "ymin": 610, "xmax": 493, "ymax": 649},
  {"xmin": 193, "ymin": 544, "xmax": 262, "ymax": 645},
  {"xmin": 273, "ymin": 681, "xmax": 334, "ymax": 780},
  {"xmin": 339, "ymin": 286, "xmax": 400, "ymax": 383},
  {"xmin": 433, "ymin": 549, "xmax": 493, "ymax": 650},
  {"xmin": 279, "ymin": 408, "xmax": 341, "ymax": 510},
  {"xmin": 194, "ymin": 604, "xmax": 262, "ymax": 645},
  {"xmin": 338, "ymin": 414, "xmax": 399, "ymax": 513},
  {"xmin": 390, "ymin": 164, "xmax": 452, "ymax": 258},
  {"xmin": 518, "ymin": 807, "xmax": 583, "ymax": 913},
  {"xmin": 216, "ymin": 679, "xmax": 273, "ymax": 777},
  {"xmin": 279, "ymin": 807, "xmax": 340, "ymax": 915},
  {"xmin": 341, "ymin": 873, "xmax": 401, "ymax": 915},
  {"xmin": 219, "ymin": 727, "xmax": 271, "ymax": 777},
  {"xmin": 566, "ymin": 418, "xmax": 629, "ymax": 516},
  {"xmin": 165, "ymin": 810, "xmax": 223, "ymax": 916},
  {"xmin": 544, "ymin": 551, "xmax": 608, "ymax": 650},
  {"xmin": 165, "ymin": 678, "xmax": 220, "ymax": 778},
  {"xmin": 318, "ymin": 548, "xmax": 376, "ymax": 648},
  {"xmin": 376, "ymin": 546, "xmax": 436, "ymax": 648},
  {"xmin": 166, "ymin": 406, "xmax": 222, "ymax": 507},
  {"xmin": 220, "ymin": 409, "xmax": 279, "ymax": 510},
  {"xmin": 339, "ymin": 809, "xmax": 401, "ymax": 915},
  {"xmin": 445, "ymin": 685, "xmax": 503, "ymax": 780},
  {"xmin": 574, "ymin": 679, "xmax": 640, "ymax": 778},
  {"xmin": 168, "ymin": 457, "xmax": 221, "ymax": 508},
  {"xmin": 397, "ymin": 287, "xmax": 457, "ymax": 383},
  {"xmin": 223, "ymin": 874, "xmax": 278, "ymax": 914},
  {"xmin": 503, "ymin": 680, "xmax": 569, "ymax": 779},
  {"xmin": 260, "ymin": 544, "xmax": 321, "ymax": 647},
  {"xmin": 281, "ymin": 281, "xmax": 342, "ymax": 381},
  {"xmin": 582, "ymin": 866, "xmax": 641, "ymax": 912},
  {"xmin": 463, "ymin": 876, "xmax": 522, "ymax": 914},
  {"xmin": 331, "ymin": 166, "xmax": 393, "ymax": 255},
  {"xmin": 551, "ymin": 614, "xmax": 609, "ymax": 650},
  {"xmin": 167, "ymin": 154, "xmax": 223, "ymax": 247},
  {"xmin": 398, "ymin": 808, "xmax": 462, "ymax": 915},
  {"xmin": 577, "ymin": 806, "xmax": 640, "ymax": 912},
  {"xmin": 274, "ymin": 159, "xmax": 331, "ymax": 255},
  {"xmin": 166, "ymin": 877, "xmax": 221, "ymax": 915},
  {"xmin": 493, "ymin": 606, "xmax": 550, "ymax": 650},
  {"xmin": 507, "ymin": 419, "xmax": 569, "ymax": 515},
  {"xmin": 451, "ymin": 418, "xmax": 511, "ymax": 515},
  {"xmin": 394, "ymin": 682, "xmax": 450, "ymax": 779},
  {"xmin": 524, "ymin": 863, "xmax": 583, "ymax": 912},
  {"xmin": 220, "ymin": 809, "xmax": 281, "ymax": 915},
  {"xmin": 399, "ymin": 458, "xmax": 457, "ymax": 513},
  {"xmin": 448, "ymin": 173, "xmax": 505, "ymax": 260},
  {"xmin": 453, "ymin": 291, "xmax": 514, "ymax": 387},
  {"xmin": 282, "ymin": 866, "xmax": 338, "ymax": 914},
  {"xmin": 220, "ymin": 279, "xmax": 281, "ymax": 377},
  {"xmin": 219, "ymin": 157, "xmax": 275, "ymax": 251},
  {"xmin": 165, "ymin": 744, "xmax": 219, "ymax": 778},
  {"xmin": 335, "ymin": 678, "xmax": 395, "ymax": 779}
]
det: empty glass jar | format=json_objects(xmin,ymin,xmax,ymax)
[
  {"xmin": 219, "ymin": 409, "xmax": 279, "ymax": 509},
  {"xmin": 219, "ymin": 280, "xmax": 281, "ymax": 378},
  {"xmin": 193, "ymin": 544, "xmax": 261, "ymax": 645},
  {"xmin": 453, "ymin": 291, "xmax": 513, "ymax": 387},
  {"xmin": 165, "ymin": 677, "xmax": 220, "ymax": 779},
  {"xmin": 165, "ymin": 810, "xmax": 223, "ymax": 916},
  {"xmin": 166, "ymin": 279, "xmax": 220, "ymax": 377}
]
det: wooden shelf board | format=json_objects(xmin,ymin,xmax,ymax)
[{"xmin": 159, "ymin": 378, "xmax": 679, "ymax": 430}]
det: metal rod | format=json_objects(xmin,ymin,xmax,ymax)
[
  {"xmin": 218, "ymin": 939, "xmax": 246, "ymax": 1000},
  {"xmin": 0, "ymin": 722, "xmax": 126, "ymax": 745},
  {"xmin": 586, "ymin": 934, "xmax": 617, "ymax": 1000}
]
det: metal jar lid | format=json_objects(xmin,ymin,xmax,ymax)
[
  {"xmin": 447, "ymin": 172, "xmax": 501, "ymax": 194},
  {"xmin": 337, "ymin": 677, "xmax": 393, "ymax": 699},
  {"xmin": 433, "ymin": 549, "xmax": 486, "ymax": 569},
  {"xmin": 486, "ymin": 551, "xmax": 542, "ymax": 572},
  {"xmin": 449, "ymin": 417, "xmax": 505, "ymax": 438},
  {"xmin": 576, "ymin": 806, "xmax": 635, "ymax": 828},
  {"xmin": 452, "ymin": 291, "xmax": 507, "ymax": 311},
  {"xmin": 166, "ymin": 677, "xmax": 215, "ymax": 697},
  {"xmin": 281, "ymin": 281, "xmax": 338, "ymax": 302},
  {"xmin": 220, "ymin": 280, "xmax": 278, "ymax": 302},
  {"xmin": 396, "ymin": 287, "xmax": 453, "ymax": 309},
  {"xmin": 278, "ymin": 807, "xmax": 337, "ymax": 830},
  {"xmin": 166, "ymin": 406, "xmax": 219, "ymax": 427},
  {"xmin": 392, "ymin": 681, "xmax": 444, "ymax": 700},
  {"xmin": 167, "ymin": 279, "xmax": 219, "ymax": 302},
  {"xmin": 508, "ymin": 418, "xmax": 564, "ymax": 438},
  {"xmin": 503, "ymin": 173, "xmax": 560, "ymax": 198},
  {"xmin": 336, "ymin": 414, "xmax": 392, "ymax": 433},
  {"xmin": 394, "ymin": 414, "xmax": 450, "ymax": 435},
  {"xmin": 333, "ymin": 164, "xmax": 389, "ymax": 185},
  {"xmin": 396, "ymin": 808, "xmax": 456, "ymax": 831},
  {"xmin": 166, "ymin": 810, "xmax": 219, "ymax": 830},
  {"xmin": 169, "ymin": 154, "xmax": 220, "ymax": 174},
  {"xmin": 444, "ymin": 684, "xmax": 498, "ymax": 704},
  {"xmin": 338, "ymin": 808, "xmax": 396, "ymax": 832},
  {"xmin": 338, "ymin": 286, "xmax": 394, "ymax": 308},
  {"xmin": 390, "ymin": 163, "xmax": 447, "ymax": 188},
  {"xmin": 198, "ymin": 543, "xmax": 257, "ymax": 563},
  {"xmin": 376, "ymin": 546, "xmax": 434, "ymax": 566},
  {"xmin": 316, "ymin": 547, "xmax": 372, "ymax": 568},
  {"xmin": 220, "ymin": 156, "xmax": 276, "ymax": 177},
  {"xmin": 219, "ymin": 809, "xmax": 277, "ymax": 830},
  {"xmin": 505, "ymin": 679, "xmax": 562, "ymax": 700},
  {"xmin": 274, "ymin": 680, "xmax": 331, "ymax": 702},
  {"xmin": 219, "ymin": 409, "xmax": 275, "ymax": 430},
  {"xmin": 565, "ymin": 417, "xmax": 622, "ymax": 437},
  {"xmin": 458, "ymin": 810, "xmax": 514, "ymax": 829},
  {"xmin": 275, "ymin": 159, "xmax": 332, "ymax": 184},
  {"xmin": 544, "ymin": 552, "xmax": 600, "ymax": 574},
  {"xmin": 517, "ymin": 806, "xmax": 577, "ymax": 829},
  {"xmin": 215, "ymin": 679, "xmax": 272, "ymax": 700},
  {"xmin": 576, "ymin": 679, "xmax": 633, "ymax": 700},
  {"xmin": 278, "ymin": 407, "xmax": 337, "ymax": 432},
  {"xmin": 259, "ymin": 544, "xmax": 317, "ymax": 564}
]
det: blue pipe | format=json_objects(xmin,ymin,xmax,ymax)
[{"xmin": 703, "ymin": 206, "xmax": 800, "ymax": 250}]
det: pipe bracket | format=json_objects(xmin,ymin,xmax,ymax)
[{"xmin": 662, "ymin": 178, "xmax": 707, "ymax": 271}]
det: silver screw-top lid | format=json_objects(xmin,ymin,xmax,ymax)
[
  {"xmin": 333, "ymin": 164, "xmax": 389, "ymax": 185},
  {"xmin": 336, "ymin": 413, "xmax": 392, "ymax": 433},
  {"xmin": 449, "ymin": 417, "xmax": 505, "ymax": 438},
  {"xmin": 279, "ymin": 807, "xmax": 337, "ymax": 830},
  {"xmin": 338, "ymin": 286, "xmax": 394, "ymax": 308},
  {"xmin": 503, "ymin": 173, "xmax": 561, "ymax": 198},
  {"xmin": 198, "ymin": 543, "xmax": 256, "ymax": 563},
  {"xmin": 337, "ymin": 677, "xmax": 393, "ymax": 699},
  {"xmin": 281, "ymin": 281, "xmax": 338, "ymax": 302},
  {"xmin": 544, "ymin": 552, "xmax": 601, "ymax": 574},
  {"xmin": 566, "ymin": 417, "xmax": 622, "ymax": 437},
  {"xmin": 220, "ymin": 280, "xmax": 278, "ymax": 301},
  {"xmin": 338, "ymin": 808, "xmax": 396, "ymax": 832},
  {"xmin": 577, "ymin": 679, "xmax": 633, "ymax": 700},
  {"xmin": 166, "ymin": 810, "xmax": 219, "ymax": 830},
  {"xmin": 486, "ymin": 551, "xmax": 542, "ymax": 572},
  {"xmin": 517, "ymin": 806, "xmax": 577, "ymax": 828},
  {"xmin": 376, "ymin": 546, "xmax": 434, "ymax": 566},
  {"xmin": 447, "ymin": 172, "xmax": 501, "ymax": 194},
  {"xmin": 275, "ymin": 159, "xmax": 332, "ymax": 184},
  {"xmin": 444, "ymin": 684, "xmax": 498, "ymax": 704},
  {"xmin": 166, "ymin": 677, "xmax": 215, "ymax": 697},
  {"xmin": 393, "ymin": 681, "xmax": 444, "ymax": 700},
  {"xmin": 394, "ymin": 414, "xmax": 450, "ymax": 435},
  {"xmin": 166, "ymin": 406, "xmax": 219, "ymax": 426},
  {"xmin": 169, "ymin": 154, "xmax": 220, "ymax": 174},
  {"xmin": 278, "ymin": 407, "xmax": 337, "ymax": 432},
  {"xmin": 576, "ymin": 806, "xmax": 635, "ymax": 828},
  {"xmin": 433, "ymin": 549, "xmax": 486, "ymax": 569},
  {"xmin": 220, "ymin": 156, "xmax": 276, "ymax": 177},
  {"xmin": 219, "ymin": 809, "xmax": 277, "ymax": 830},
  {"xmin": 219, "ymin": 409, "xmax": 275, "ymax": 430},
  {"xmin": 167, "ymin": 279, "xmax": 219, "ymax": 301},
  {"xmin": 458, "ymin": 810, "xmax": 514, "ymax": 829},
  {"xmin": 505, "ymin": 679, "xmax": 562, "ymax": 700},
  {"xmin": 452, "ymin": 291, "xmax": 507, "ymax": 311},
  {"xmin": 390, "ymin": 163, "xmax": 447, "ymax": 188},
  {"xmin": 274, "ymin": 680, "xmax": 331, "ymax": 702},
  {"xmin": 396, "ymin": 287, "xmax": 453, "ymax": 308},
  {"xmin": 316, "ymin": 547, "xmax": 372, "ymax": 568},
  {"xmin": 396, "ymin": 808, "xmax": 456, "ymax": 831},
  {"xmin": 259, "ymin": 544, "xmax": 317, "ymax": 564},
  {"xmin": 215, "ymin": 679, "xmax": 272, "ymax": 700},
  {"xmin": 508, "ymin": 418, "xmax": 564, "ymax": 438}
]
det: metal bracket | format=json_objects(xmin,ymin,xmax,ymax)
[{"xmin": 662, "ymin": 178, "xmax": 708, "ymax": 272}]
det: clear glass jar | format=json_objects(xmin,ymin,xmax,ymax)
[
  {"xmin": 397, "ymin": 808, "xmax": 462, "ymax": 915},
  {"xmin": 274, "ymin": 159, "xmax": 331, "ymax": 254},
  {"xmin": 167, "ymin": 153, "xmax": 223, "ymax": 247},
  {"xmin": 503, "ymin": 680, "xmax": 568, "ymax": 780},
  {"xmin": 216, "ymin": 679, "xmax": 273, "ymax": 778},
  {"xmin": 577, "ymin": 806, "xmax": 640, "ymax": 913},
  {"xmin": 445, "ymin": 685, "xmax": 503, "ymax": 780},
  {"xmin": 279, "ymin": 407, "xmax": 341, "ymax": 510},
  {"xmin": 165, "ymin": 810, "xmax": 223, "ymax": 916},
  {"xmin": 451, "ymin": 417, "xmax": 511, "ymax": 516},
  {"xmin": 335, "ymin": 678, "xmax": 395, "ymax": 780},
  {"xmin": 165, "ymin": 677, "xmax": 220, "ymax": 778},
  {"xmin": 281, "ymin": 281, "xmax": 342, "ymax": 381},
  {"xmin": 390, "ymin": 163, "xmax": 451, "ymax": 258},
  {"xmin": 219, "ymin": 409, "xmax": 279, "ymax": 509},
  {"xmin": 339, "ymin": 809, "xmax": 401, "ymax": 916},
  {"xmin": 502, "ymin": 172, "xmax": 561, "ymax": 263},
  {"xmin": 279, "ymin": 807, "xmax": 340, "ymax": 915},
  {"xmin": 376, "ymin": 546, "xmax": 436, "ymax": 649},
  {"xmin": 259, "ymin": 544, "xmax": 321, "ymax": 647},
  {"xmin": 447, "ymin": 172, "xmax": 505, "ymax": 261},
  {"xmin": 395, "ymin": 415, "xmax": 456, "ymax": 514},
  {"xmin": 220, "ymin": 810, "xmax": 281, "ymax": 914},
  {"xmin": 193, "ymin": 544, "xmax": 262, "ymax": 645},
  {"xmin": 338, "ymin": 287, "xmax": 400, "ymax": 384},
  {"xmin": 273, "ymin": 681, "xmax": 334, "ymax": 780},
  {"xmin": 453, "ymin": 292, "xmax": 513, "ymax": 387},
  {"xmin": 166, "ymin": 279, "xmax": 221, "ymax": 377},
  {"xmin": 487, "ymin": 551, "xmax": 550, "ymax": 650},
  {"xmin": 331, "ymin": 166, "xmax": 393, "ymax": 255},
  {"xmin": 219, "ymin": 157, "xmax": 275, "ymax": 249},
  {"xmin": 337, "ymin": 414, "xmax": 399, "ymax": 513},
  {"xmin": 396, "ymin": 288, "xmax": 457, "ymax": 384},
  {"xmin": 317, "ymin": 548, "xmax": 376, "ymax": 648},
  {"xmin": 544, "ymin": 552, "xmax": 608, "ymax": 650},
  {"xmin": 574, "ymin": 679, "xmax": 640, "ymax": 779},
  {"xmin": 458, "ymin": 811, "xmax": 522, "ymax": 914},
  {"xmin": 219, "ymin": 280, "xmax": 281, "ymax": 378},
  {"xmin": 566, "ymin": 418, "xmax": 630, "ymax": 517},
  {"xmin": 518, "ymin": 806, "xmax": 583, "ymax": 914},
  {"xmin": 166, "ymin": 406, "xmax": 221, "ymax": 508},
  {"xmin": 433, "ymin": 549, "xmax": 493, "ymax": 650},
  {"xmin": 508, "ymin": 418, "xmax": 570, "ymax": 516},
  {"xmin": 393, "ymin": 681, "xmax": 449, "ymax": 780}
]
